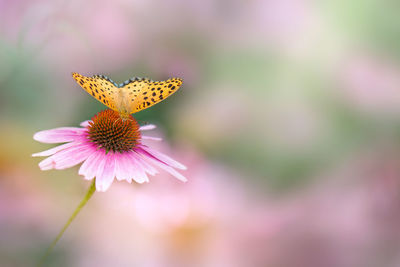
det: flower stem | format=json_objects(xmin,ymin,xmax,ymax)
[{"xmin": 38, "ymin": 179, "xmax": 96, "ymax": 266}]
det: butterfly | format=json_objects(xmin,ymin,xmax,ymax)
[{"xmin": 72, "ymin": 72, "xmax": 183, "ymax": 120}]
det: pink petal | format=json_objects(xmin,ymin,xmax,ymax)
[
  {"xmin": 114, "ymin": 153, "xmax": 133, "ymax": 182},
  {"xmin": 133, "ymin": 152, "xmax": 158, "ymax": 176},
  {"xmin": 126, "ymin": 152, "xmax": 149, "ymax": 184},
  {"xmin": 38, "ymin": 157, "xmax": 57, "ymax": 170},
  {"xmin": 52, "ymin": 144, "xmax": 94, "ymax": 170},
  {"xmin": 94, "ymin": 155, "xmax": 106, "ymax": 189},
  {"xmin": 38, "ymin": 144, "xmax": 93, "ymax": 170},
  {"xmin": 141, "ymin": 136, "xmax": 162, "ymax": 141},
  {"xmin": 140, "ymin": 154, "xmax": 187, "ymax": 182},
  {"xmin": 137, "ymin": 145, "xmax": 187, "ymax": 170},
  {"xmin": 79, "ymin": 150, "xmax": 104, "ymax": 180},
  {"xmin": 80, "ymin": 120, "xmax": 91, "ymax": 127},
  {"xmin": 139, "ymin": 124, "xmax": 156, "ymax": 131},
  {"xmin": 96, "ymin": 153, "xmax": 116, "ymax": 192},
  {"xmin": 34, "ymin": 127, "xmax": 87, "ymax": 143},
  {"xmin": 32, "ymin": 142, "xmax": 76, "ymax": 157}
]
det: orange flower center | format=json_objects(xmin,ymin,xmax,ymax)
[{"xmin": 88, "ymin": 110, "xmax": 141, "ymax": 153}]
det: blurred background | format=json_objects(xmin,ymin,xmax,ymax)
[{"xmin": 1, "ymin": 0, "xmax": 400, "ymax": 266}]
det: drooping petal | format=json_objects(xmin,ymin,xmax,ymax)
[
  {"xmin": 126, "ymin": 152, "xmax": 149, "ymax": 184},
  {"xmin": 140, "ymin": 153, "xmax": 187, "ymax": 182},
  {"xmin": 141, "ymin": 136, "xmax": 162, "ymax": 141},
  {"xmin": 37, "ymin": 144, "xmax": 92, "ymax": 171},
  {"xmin": 133, "ymin": 151, "xmax": 158, "ymax": 176},
  {"xmin": 33, "ymin": 127, "xmax": 87, "ymax": 143},
  {"xmin": 38, "ymin": 157, "xmax": 57, "ymax": 170},
  {"xmin": 96, "ymin": 153, "xmax": 116, "ymax": 192},
  {"xmin": 79, "ymin": 150, "xmax": 104, "ymax": 180},
  {"xmin": 131, "ymin": 152, "xmax": 154, "ymax": 181},
  {"xmin": 114, "ymin": 153, "xmax": 133, "ymax": 182},
  {"xmin": 52, "ymin": 144, "xmax": 94, "ymax": 170},
  {"xmin": 137, "ymin": 145, "xmax": 187, "ymax": 170},
  {"xmin": 32, "ymin": 142, "xmax": 76, "ymax": 157},
  {"xmin": 94, "ymin": 155, "xmax": 106, "ymax": 189},
  {"xmin": 139, "ymin": 124, "xmax": 156, "ymax": 131}
]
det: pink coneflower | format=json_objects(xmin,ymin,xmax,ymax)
[{"xmin": 33, "ymin": 109, "xmax": 187, "ymax": 192}]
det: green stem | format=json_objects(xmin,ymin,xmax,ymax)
[{"xmin": 38, "ymin": 179, "xmax": 96, "ymax": 267}]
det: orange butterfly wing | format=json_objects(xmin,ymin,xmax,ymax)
[
  {"xmin": 123, "ymin": 77, "xmax": 183, "ymax": 114},
  {"xmin": 72, "ymin": 72, "xmax": 118, "ymax": 111}
]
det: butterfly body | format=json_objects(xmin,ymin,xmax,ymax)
[
  {"xmin": 115, "ymin": 88, "xmax": 134, "ymax": 120},
  {"xmin": 72, "ymin": 73, "xmax": 183, "ymax": 120}
]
